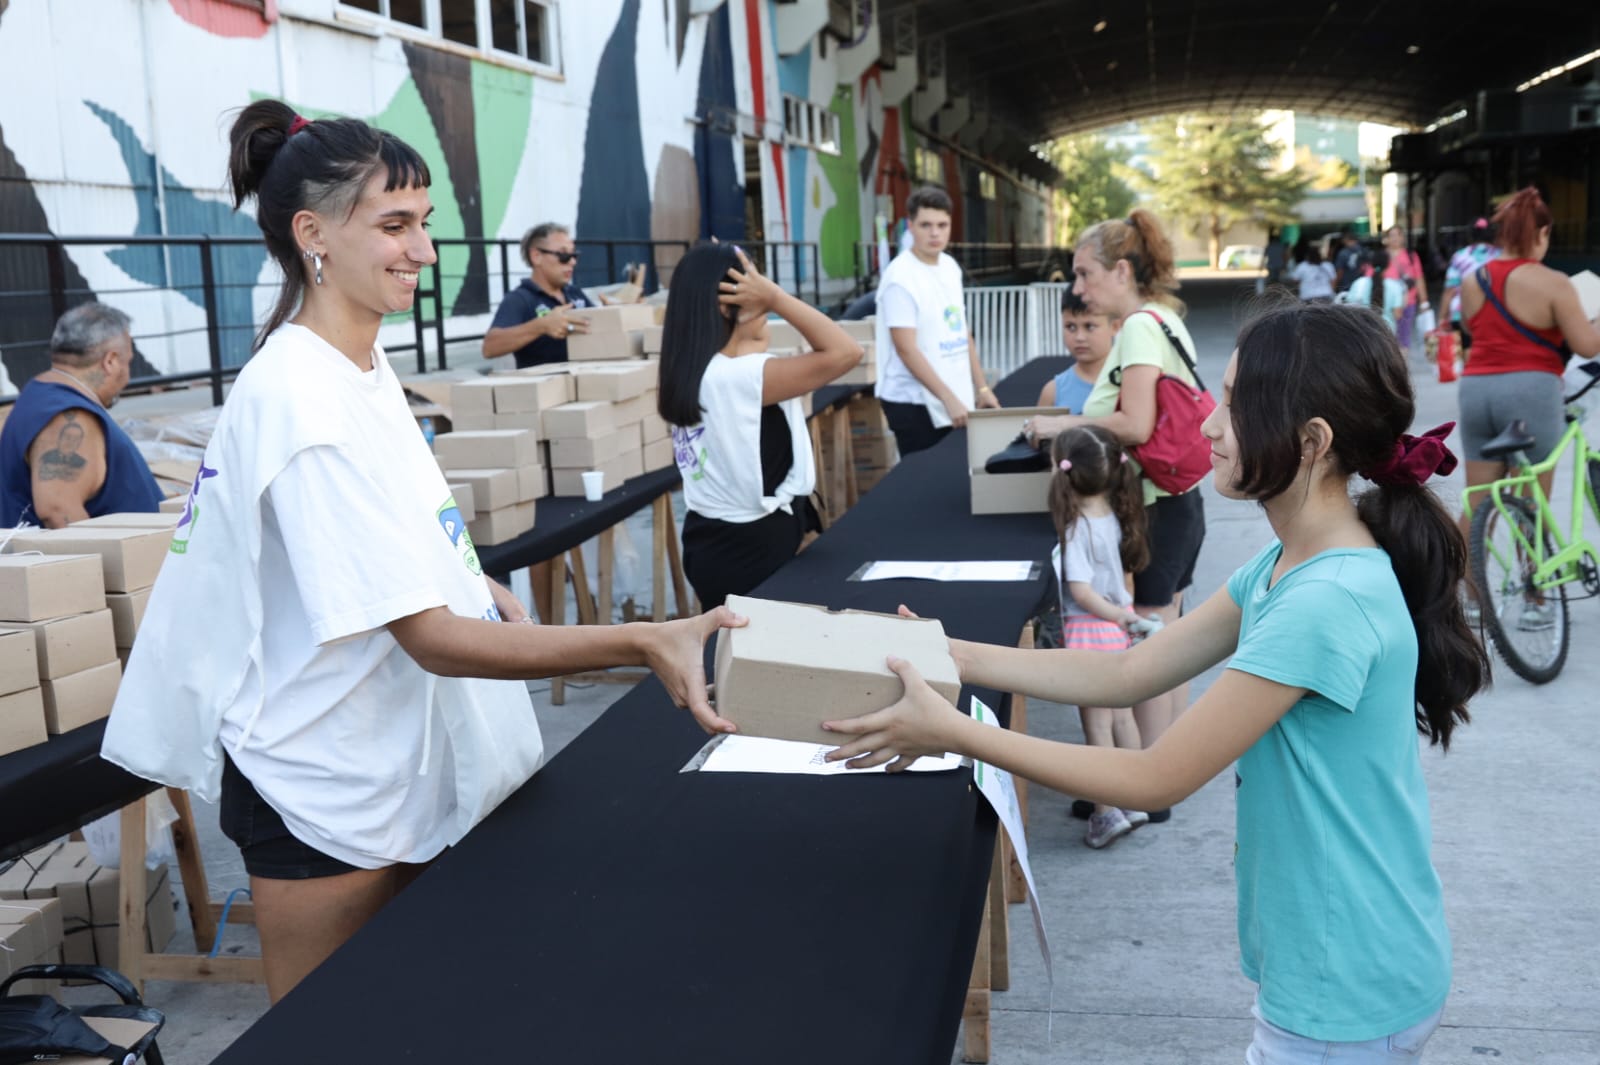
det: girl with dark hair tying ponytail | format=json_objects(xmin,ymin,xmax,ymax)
[
  {"xmin": 101, "ymin": 99, "xmax": 745, "ymax": 1004},
  {"xmin": 826, "ymin": 302, "xmax": 1488, "ymax": 1062},
  {"xmin": 658, "ymin": 244, "xmax": 862, "ymax": 608}
]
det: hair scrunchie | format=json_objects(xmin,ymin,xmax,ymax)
[{"xmin": 1361, "ymin": 422, "xmax": 1458, "ymax": 487}]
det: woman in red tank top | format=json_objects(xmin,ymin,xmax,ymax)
[{"xmin": 1456, "ymin": 188, "xmax": 1600, "ymax": 602}]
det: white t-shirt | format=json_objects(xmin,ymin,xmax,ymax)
[
  {"xmin": 673, "ymin": 351, "xmax": 814, "ymax": 524},
  {"xmin": 1292, "ymin": 261, "xmax": 1337, "ymax": 300},
  {"xmin": 1052, "ymin": 512, "xmax": 1132, "ymax": 618},
  {"xmin": 102, "ymin": 323, "xmax": 543, "ymax": 868},
  {"xmin": 874, "ymin": 251, "xmax": 975, "ymax": 427}
]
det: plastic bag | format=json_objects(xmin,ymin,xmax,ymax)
[
  {"xmin": 80, "ymin": 790, "xmax": 179, "ymax": 871},
  {"xmin": 1415, "ymin": 304, "xmax": 1437, "ymax": 338}
]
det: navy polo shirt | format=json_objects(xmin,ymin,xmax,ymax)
[{"xmin": 489, "ymin": 280, "xmax": 591, "ymax": 368}]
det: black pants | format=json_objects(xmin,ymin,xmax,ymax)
[
  {"xmin": 682, "ymin": 500, "xmax": 815, "ymax": 609},
  {"xmin": 880, "ymin": 400, "xmax": 951, "ymax": 457}
]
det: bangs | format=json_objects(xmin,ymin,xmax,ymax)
[{"xmin": 378, "ymin": 135, "xmax": 431, "ymax": 191}]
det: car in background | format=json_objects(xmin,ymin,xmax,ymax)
[{"xmin": 1219, "ymin": 245, "xmax": 1265, "ymax": 270}]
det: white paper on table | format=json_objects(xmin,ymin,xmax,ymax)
[
  {"xmin": 854, "ymin": 560, "xmax": 1037, "ymax": 583},
  {"xmin": 686, "ymin": 733, "xmax": 963, "ymax": 776},
  {"xmin": 969, "ymin": 696, "xmax": 1054, "ymax": 1022}
]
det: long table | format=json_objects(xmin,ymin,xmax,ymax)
[{"xmin": 211, "ymin": 358, "xmax": 1067, "ymax": 1065}]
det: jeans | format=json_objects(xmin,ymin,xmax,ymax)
[{"xmin": 1246, "ymin": 998, "xmax": 1443, "ymax": 1064}]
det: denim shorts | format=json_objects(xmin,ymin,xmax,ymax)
[
  {"xmin": 219, "ymin": 754, "xmax": 361, "ymax": 880},
  {"xmin": 1246, "ymin": 998, "xmax": 1443, "ymax": 1064}
]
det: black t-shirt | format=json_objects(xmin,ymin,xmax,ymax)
[
  {"xmin": 1334, "ymin": 245, "xmax": 1364, "ymax": 291},
  {"xmin": 489, "ymin": 279, "xmax": 591, "ymax": 368}
]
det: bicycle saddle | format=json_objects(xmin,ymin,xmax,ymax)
[{"xmin": 1480, "ymin": 420, "xmax": 1537, "ymax": 460}]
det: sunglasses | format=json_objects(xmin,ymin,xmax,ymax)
[{"xmin": 535, "ymin": 247, "xmax": 580, "ymax": 264}]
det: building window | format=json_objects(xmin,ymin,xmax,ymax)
[
  {"xmin": 782, "ymin": 94, "xmax": 842, "ymax": 156},
  {"xmin": 340, "ymin": 0, "xmax": 559, "ymax": 69},
  {"xmin": 914, "ymin": 146, "xmax": 943, "ymax": 184},
  {"xmin": 978, "ymin": 172, "xmax": 997, "ymax": 200}
]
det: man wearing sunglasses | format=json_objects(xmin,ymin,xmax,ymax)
[{"xmin": 483, "ymin": 222, "xmax": 593, "ymax": 369}]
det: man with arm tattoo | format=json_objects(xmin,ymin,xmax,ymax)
[{"xmin": 0, "ymin": 303, "xmax": 163, "ymax": 527}]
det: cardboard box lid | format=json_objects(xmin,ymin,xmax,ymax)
[
  {"xmin": 5, "ymin": 528, "xmax": 171, "ymax": 595},
  {"xmin": 0, "ymin": 554, "xmax": 107, "ymax": 622},
  {"xmin": 713, "ymin": 595, "xmax": 961, "ymax": 743},
  {"xmin": 70, "ymin": 512, "xmax": 181, "ymax": 529},
  {"xmin": 568, "ymin": 304, "xmax": 654, "ymax": 333}
]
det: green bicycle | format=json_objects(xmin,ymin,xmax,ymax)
[{"xmin": 1463, "ymin": 362, "xmax": 1600, "ymax": 683}]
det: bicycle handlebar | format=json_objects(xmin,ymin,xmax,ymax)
[{"xmin": 1565, "ymin": 359, "xmax": 1600, "ymax": 404}]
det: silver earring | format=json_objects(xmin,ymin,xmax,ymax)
[{"xmin": 312, "ymin": 252, "xmax": 323, "ymax": 286}]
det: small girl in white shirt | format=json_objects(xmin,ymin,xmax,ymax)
[{"xmin": 1048, "ymin": 426, "xmax": 1153, "ymax": 848}]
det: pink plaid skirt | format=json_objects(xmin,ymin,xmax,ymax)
[{"xmin": 1063, "ymin": 615, "xmax": 1131, "ymax": 652}]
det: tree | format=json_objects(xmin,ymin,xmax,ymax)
[
  {"xmin": 1047, "ymin": 134, "xmax": 1137, "ymax": 240},
  {"xmin": 1137, "ymin": 115, "xmax": 1310, "ymax": 267},
  {"xmin": 1294, "ymin": 145, "xmax": 1359, "ymax": 191}
]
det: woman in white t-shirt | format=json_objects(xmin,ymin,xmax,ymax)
[
  {"xmin": 1290, "ymin": 246, "xmax": 1338, "ymax": 304},
  {"xmin": 658, "ymin": 244, "xmax": 863, "ymax": 608},
  {"xmin": 100, "ymin": 100, "xmax": 744, "ymax": 1004}
]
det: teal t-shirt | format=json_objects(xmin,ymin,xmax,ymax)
[{"xmin": 1226, "ymin": 542, "xmax": 1451, "ymax": 1042}]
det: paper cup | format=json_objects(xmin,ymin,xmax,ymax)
[{"xmin": 581, "ymin": 470, "xmax": 604, "ymax": 501}]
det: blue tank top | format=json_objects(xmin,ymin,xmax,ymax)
[
  {"xmin": 0, "ymin": 380, "xmax": 164, "ymax": 525},
  {"xmin": 1052, "ymin": 367, "xmax": 1096, "ymax": 414}
]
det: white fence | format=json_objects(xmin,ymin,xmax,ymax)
[{"xmin": 965, "ymin": 283, "xmax": 1071, "ymax": 380}]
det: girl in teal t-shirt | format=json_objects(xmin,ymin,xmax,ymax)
[{"xmin": 825, "ymin": 302, "xmax": 1489, "ymax": 1059}]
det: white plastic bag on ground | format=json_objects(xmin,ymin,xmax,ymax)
[{"xmin": 81, "ymin": 789, "xmax": 179, "ymax": 870}]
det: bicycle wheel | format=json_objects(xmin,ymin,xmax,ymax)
[{"xmin": 1469, "ymin": 492, "xmax": 1569, "ymax": 684}]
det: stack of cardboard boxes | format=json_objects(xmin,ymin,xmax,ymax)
[
  {"xmin": 69, "ymin": 513, "xmax": 181, "ymax": 668},
  {"xmin": 0, "ymin": 840, "xmax": 175, "ymax": 980},
  {"xmin": 533, "ymin": 360, "xmax": 673, "ymax": 495},
  {"xmin": 0, "ymin": 549, "xmax": 118, "ymax": 750},
  {"xmin": 437, "ymin": 375, "xmax": 565, "ymax": 545},
  {"xmin": 764, "ymin": 319, "xmax": 878, "ymax": 386},
  {"xmin": 847, "ymin": 395, "xmax": 898, "ymax": 493}
]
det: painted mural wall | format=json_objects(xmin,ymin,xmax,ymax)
[{"xmin": 0, "ymin": 0, "xmax": 1054, "ymax": 389}]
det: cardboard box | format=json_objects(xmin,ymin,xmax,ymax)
[
  {"xmin": 0, "ymin": 554, "xmax": 106, "ymax": 623},
  {"xmin": 569, "ymin": 304, "xmax": 655, "ymax": 334},
  {"xmin": 70, "ymin": 512, "xmax": 182, "ymax": 530},
  {"xmin": 613, "ymin": 446, "xmax": 644, "ymax": 484},
  {"xmin": 5, "ymin": 529, "xmax": 171, "ymax": 595},
  {"xmin": 549, "ymin": 433, "xmax": 622, "ymax": 469},
  {"xmin": 516, "ymin": 465, "xmax": 548, "ymax": 502},
  {"xmin": 0, "ymin": 609, "xmax": 116, "ymax": 679},
  {"xmin": 615, "ymin": 420, "xmax": 644, "ymax": 452},
  {"xmin": 764, "ymin": 321, "xmax": 808, "ymax": 351},
  {"xmin": 158, "ymin": 495, "xmax": 188, "ymax": 514},
  {"xmin": 574, "ymin": 362, "xmax": 657, "ymax": 403},
  {"xmin": 610, "ymin": 392, "xmax": 652, "ymax": 427},
  {"xmin": 507, "ymin": 367, "xmax": 577, "ymax": 407},
  {"xmin": 434, "ymin": 429, "xmax": 539, "ymax": 470},
  {"xmin": 40, "ymin": 659, "xmax": 121, "ymax": 734},
  {"xmin": 642, "ymin": 324, "xmax": 664, "ymax": 354},
  {"xmin": 567, "ymin": 330, "xmax": 646, "ymax": 361},
  {"xmin": 445, "ymin": 482, "xmax": 476, "ymax": 523},
  {"xmin": 10, "ymin": 842, "xmax": 174, "ymax": 972},
  {"xmin": 550, "ymin": 450, "xmax": 631, "ymax": 497},
  {"xmin": 446, "ymin": 468, "xmax": 520, "ymax": 513},
  {"xmin": 0, "ymin": 687, "xmax": 47, "ymax": 756},
  {"xmin": 467, "ymin": 501, "xmax": 535, "ymax": 547},
  {"xmin": 965, "ymin": 406, "xmax": 1055, "ymax": 515},
  {"xmin": 0, "ymin": 896, "xmax": 63, "ymax": 947},
  {"xmin": 487, "ymin": 375, "xmax": 566, "ymax": 414},
  {"xmin": 449, "ymin": 378, "xmax": 500, "ymax": 418},
  {"xmin": 0, "ymin": 628, "xmax": 38, "ymax": 696},
  {"xmin": 643, "ymin": 435, "xmax": 675, "ymax": 472},
  {"xmin": 543, "ymin": 401, "xmax": 615, "ymax": 439},
  {"xmin": 105, "ymin": 591, "xmax": 149, "ymax": 649},
  {"xmin": 834, "ymin": 348, "xmax": 877, "ymax": 386},
  {"xmin": 839, "ymin": 318, "xmax": 875, "ymax": 342},
  {"xmin": 450, "ymin": 409, "xmax": 497, "ymax": 431},
  {"xmin": 713, "ymin": 595, "xmax": 962, "ymax": 744},
  {"xmin": 639, "ymin": 409, "xmax": 670, "ymax": 444}
]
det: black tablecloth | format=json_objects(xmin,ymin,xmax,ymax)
[
  {"xmin": 0, "ymin": 720, "xmax": 156, "ymax": 862},
  {"xmin": 212, "ymin": 359, "xmax": 1066, "ymax": 1065}
]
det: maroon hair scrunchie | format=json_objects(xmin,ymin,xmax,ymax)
[
  {"xmin": 1361, "ymin": 422, "xmax": 1458, "ymax": 487},
  {"xmin": 288, "ymin": 114, "xmax": 312, "ymax": 136}
]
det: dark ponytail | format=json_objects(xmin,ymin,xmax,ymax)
[
  {"xmin": 226, "ymin": 99, "xmax": 430, "ymax": 351},
  {"xmin": 1233, "ymin": 303, "xmax": 1488, "ymax": 749},
  {"xmin": 1048, "ymin": 426, "xmax": 1149, "ymax": 583}
]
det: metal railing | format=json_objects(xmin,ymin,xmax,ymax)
[
  {"xmin": 0, "ymin": 233, "xmax": 821, "ymax": 403},
  {"xmin": 966, "ymin": 282, "xmax": 1070, "ymax": 379}
]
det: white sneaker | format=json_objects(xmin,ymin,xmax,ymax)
[
  {"xmin": 1122, "ymin": 808, "xmax": 1150, "ymax": 830},
  {"xmin": 1085, "ymin": 808, "xmax": 1133, "ymax": 849},
  {"xmin": 1517, "ymin": 601, "xmax": 1556, "ymax": 631}
]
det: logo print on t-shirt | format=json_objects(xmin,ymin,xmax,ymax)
[
  {"xmin": 671, "ymin": 425, "xmax": 708, "ymax": 481},
  {"xmin": 169, "ymin": 461, "xmax": 219, "ymax": 555},
  {"xmin": 437, "ymin": 498, "xmax": 482, "ymax": 576},
  {"xmin": 943, "ymin": 305, "xmax": 963, "ymax": 332}
]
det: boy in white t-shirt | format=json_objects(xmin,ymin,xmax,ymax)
[{"xmin": 874, "ymin": 186, "xmax": 999, "ymax": 455}]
